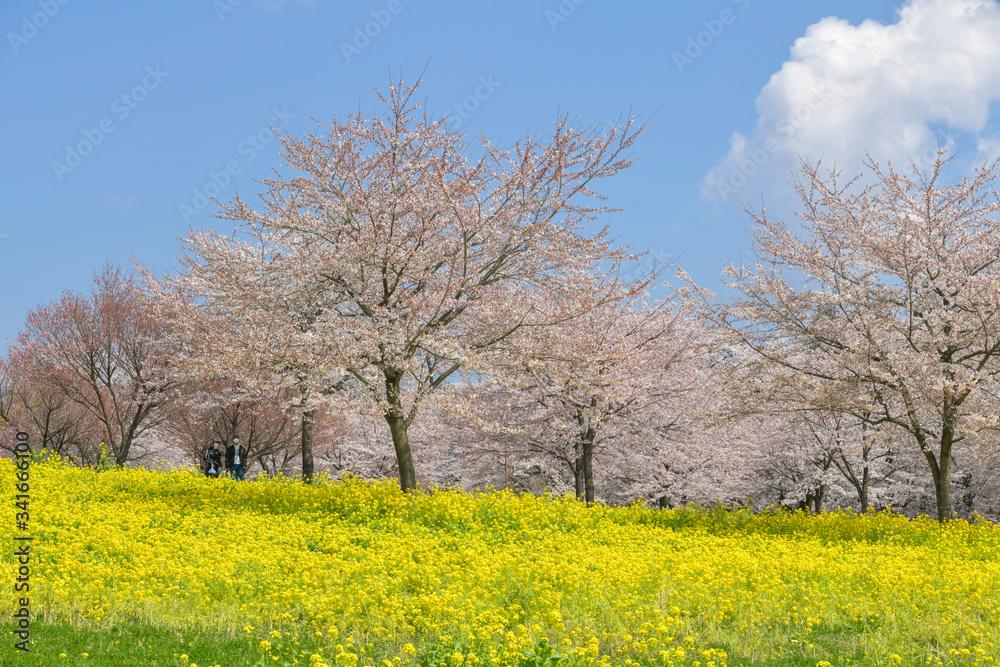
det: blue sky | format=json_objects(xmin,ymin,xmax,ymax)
[{"xmin": 4, "ymin": 0, "xmax": 1000, "ymax": 348}]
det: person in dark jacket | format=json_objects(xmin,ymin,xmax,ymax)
[
  {"xmin": 225, "ymin": 436, "xmax": 248, "ymax": 481},
  {"xmin": 204, "ymin": 440, "xmax": 223, "ymax": 478}
]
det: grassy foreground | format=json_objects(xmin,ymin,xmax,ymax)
[{"xmin": 1, "ymin": 459, "xmax": 998, "ymax": 666}]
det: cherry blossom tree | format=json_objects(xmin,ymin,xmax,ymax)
[
  {"xmin": 810, "ymin": 412, "xmax": 909, "ymax": 513},
  {"xmin": 142, "ymin": 227, "xmax": 358, "ymax": 483},
  {"xmin": 318, "ymin": 411, "xmax": 400, "ymax": 480},
  {"xmin": 498, "ymin": 289, "xmax": 700, "ymax": 503},
  {"xmin": 687, "ymin": 153, "xmax": 1000, "ymax": 521},
  {"xmin": 950, "ymin": 437, "xmax": 1000, "ymax": 520},
  {"xmin": 706, "ymin": 343, "xmax": 914, "ymax": 513},
  {"xmin": 0, "ymin": 355, "xmax": 103, "ymax": 463},
  {"xmin": 413, "ymin": 296, "xmax": 713, "ymax": 506},
  {"xmin": 594, "ymin": 342, "xmax": 767, "ymax": 509},
  {"xmin": 739, "ymin": 412, "xmax": 854, "ymax": 514},
  {"xmin": 159, "ymin": 77, "xmax": 646, "ymax": 492},
  {"xmin": 424, "ymin": 380, "xmax": 562, "ymax": 493},
  {"xmin": 0, "ymin": 361, "xmax": 19, "ymax": 454},
  {"xmin": 8, "ymin": 264, "xmax": 175, "ymax": 466}
]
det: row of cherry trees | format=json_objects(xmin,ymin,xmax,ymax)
[
  {"xmin": 0, "ymin": 265, "xmax": 336, "ymax": 473},
  {"xmin": 4, "ymin": 79, "xmax": 1000, "ymax": 520},
  {"xmin": 686, "ymin": 154, "xmax": 1000, "ymax": 522}
]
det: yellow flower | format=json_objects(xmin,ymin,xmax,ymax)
[{"xmin": 6, "ymin": 458, "xmax": 1000, "ymax": 667}]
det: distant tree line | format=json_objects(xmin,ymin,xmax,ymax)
[{"xmin": 4, "ymin": 80, "xmax": 1000, "ymax": 522}]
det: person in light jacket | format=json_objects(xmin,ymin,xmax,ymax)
[{"xmin": 225, "ymin": 435, "xmax": 248, "ymax": 481}]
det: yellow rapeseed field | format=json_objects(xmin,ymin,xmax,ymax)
[{"xmin": 2, "ymin": 458, "xmax": 999, "ymax": 666}]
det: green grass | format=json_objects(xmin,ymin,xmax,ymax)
[
  {"xmin": 0, "ymin": 622, "xmax": 879, "ymax": 667},
  {"xmin": 0, "ymin": 623, "xmax": 259, "ymax": 667}
]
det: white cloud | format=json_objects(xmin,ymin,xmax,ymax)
[
  {"xmin": 704, "ymin": 0, "xmax": 1000, "ymax": 203},
  {"xmin": 978, "ymin": 136, "xmax": 1000, "ymax": 158}
]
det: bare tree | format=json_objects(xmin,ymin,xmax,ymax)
[{"xmin": 9, "ymin": 264, "xmax": 175, "ymax": 466}]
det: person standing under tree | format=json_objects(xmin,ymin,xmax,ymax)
[
  {"xmin": 226, "ymin": 435, "xmax": 248, "ymax": 481},
  {"xmin": 204, "ymin": 439, "xmax": 223, "ymax": 478}
]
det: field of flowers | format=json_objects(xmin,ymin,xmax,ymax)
[{"xmin": 2, "ymin": 458, "xmax": 999, "ymax": 667}]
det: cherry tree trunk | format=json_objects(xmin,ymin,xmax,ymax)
[
  {"xmin": 920, "ymin": 412, "xmax": 955, "ymax": 522},
  {"xmin": 859, "ymin": 466, "xmax": 870, "ymax": 513},
  {"xmin": 573, "ymin": 441, "xmax": 585, "ymax": 501},
  {"xmin": 582, "ymin": 428, "xmax": 595, "ymax": 504},
  {"xmin": 113, "ymin": 436, "xmax": 130, "ymax": 467},
  {"xmin": 301, "ymin": 409, "xmax": 316, "ymax": 484},
  {"xmin": 922, "ymin": 444, "xmax": 953, "ymax": 522},
  {"xmin": 934, "ymin": 433, "xmax": 953, "ymax": 523},
  {"xmin": 383, "ymin": 371, "xmax": 417, "ymax": 492},
  {"xmin": 934, "ymin": 459, "xmax": 952, "ymax": 522},
  {"xmin": 385, "ymin": 412, "xmax": 417, "ymax": 492}
]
